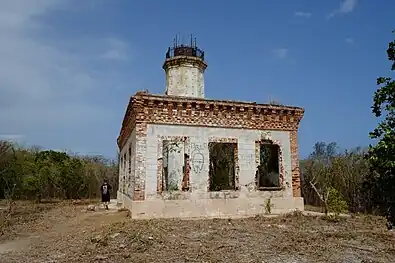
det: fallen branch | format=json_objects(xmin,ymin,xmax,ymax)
[{"xmin": 341, "ymin": 243, "xmax": 377, "ymax": 253}]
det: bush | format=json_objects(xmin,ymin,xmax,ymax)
[
  {"xmin": 0, "ymin": 141, "xmax": 119, "ymax": 201},
  {"xmin": 327, "ymin": 187, "xmax": 348, "ymax": 215}
]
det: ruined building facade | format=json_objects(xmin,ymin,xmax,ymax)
[{"xmin": 117, "ymin": 39, "xmax": 304, "ymax": 219}]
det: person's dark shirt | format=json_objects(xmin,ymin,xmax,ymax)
[{"xmin": 101, "ymin": 183, "xmax": 112, "ymax": 196}]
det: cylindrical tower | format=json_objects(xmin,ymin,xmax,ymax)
[{"xmin": 163, "ymin": 35, "xmax": 207, "ymax": 98}]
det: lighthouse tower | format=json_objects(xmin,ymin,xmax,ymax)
[{"xmin": 163, "ymin": 35, "xmax": 207, "ymax": 98}]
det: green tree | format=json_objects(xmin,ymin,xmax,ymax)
[
  {"xmin": 366, "ymin": 30, "xmax": 395, "ymax": 218},
  {"xmin": 301, "ymin": 142, "xmax": 340, "ymax": 214},
  {"xmin": 1, "ymin": 143, "xmax": 119, "ymax": 201}
]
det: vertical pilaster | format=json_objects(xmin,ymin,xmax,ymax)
[
  {"xmin": 290, "ymin": 130, "xmax": 301, "ymax": 197},
  {"xmin": 133, "ymin": 122, "xmax": 148, "ymax": 201}
]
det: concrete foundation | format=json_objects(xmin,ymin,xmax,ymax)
[{"xmin": 117, "ymin": 191, "xmax": 304, "ymax": 219}]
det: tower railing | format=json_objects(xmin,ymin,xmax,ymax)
[{"xmin": 165, "ymin": 45, "xmax": 205, "ymax": 60}]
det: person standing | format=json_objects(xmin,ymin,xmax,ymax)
[{"xmin": 100, "ymin": 179, "xmax": 112, "ymax": 210}]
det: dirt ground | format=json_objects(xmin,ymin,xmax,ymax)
[{"xmin": 0, "ymin": 201, "xmax": 394, "ymax": 263}]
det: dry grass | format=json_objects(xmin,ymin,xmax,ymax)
[
  {"xmin": 304, "ymin": 204, "xmax": 325, "ymax": 213},
  {"xmin": 0, "ymin": 201, "xmax": 394, "ymax": 263},
  {"xmin": 0, "ymin": 199, "xmax": 99, "ymax": 241}
]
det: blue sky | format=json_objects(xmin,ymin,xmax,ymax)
[{"xmin": 0, "ymin": 0, "xmax": 394, "ymax": 159}]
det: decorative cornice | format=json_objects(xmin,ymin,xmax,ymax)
[
  {"xmin": 162, "ymin": 56, "xmax": 207, "ymax": 71},
  {"xmin": 117, "ymin": 92, "xmax": 305, "ymax": 150}
]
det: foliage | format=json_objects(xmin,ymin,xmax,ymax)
[
  {"xmin": 257, "ymin": 143, "xmax": 280, "ymax": 187},
  {"xmin": 0, "ymin": 141, "xmax": 17, "ymax": 199},
  {"xmin": 265, "ymin": 198, "xmax": 272, "ymax": 214},
  {"xmin": 167, "ymin": 183, "xmax": 179, "ymax": 191},
  {"xmin": 0, "ymin": 141, "xmax": 118, "ymax": 201},
  {"xmin": 366, "ymin": 30, "xmax": 395, "ymax": 220},
  {"xmin": 326, "ymin": 187, "xmax": 348, "ymax": 215},
  {"xmin": 368, "ymin": 31, "xmax": 395, "ymax": 170},
  {"xmin": 208, "ymin": 142, "xmax": 236, "ymax": 191},
  {"xmin": 301, "ymin": 142, "xmax": 371, "ymax": 213},
  {"xmin": 268, "ymin": 99, "xmax": 282, "ymax": 106},
  {"xmin": 302, "ymin": 30, "xmax": 395, "ymax": 222}
]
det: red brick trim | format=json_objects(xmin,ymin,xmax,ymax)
[
  {"xmin": 133, "ymin": 122, "xmax": 147, "ymax": 201},
  {"xmin": 118, "ymin": 92, "xmax": 304, "ymax": 199},
  {"xmin": 290, "ymin": 130, "xmax": 301, "ymax": 197},
  {"xmin": 117, "ymin": 92, "xmax": 304, "ymax": 150}
]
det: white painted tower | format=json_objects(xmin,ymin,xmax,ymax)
[{"xmin": 163, "ymin": 36, "xmax": 207, "ymax": 98}]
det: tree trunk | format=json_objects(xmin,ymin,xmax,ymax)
[{"xmin": 309, "ymin": 180, "xmax": 328, "ymax": 215}]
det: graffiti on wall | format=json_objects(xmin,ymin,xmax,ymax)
[{"xmin": 190, "ymin": 142, "xmax": 205, "ymax": 173}]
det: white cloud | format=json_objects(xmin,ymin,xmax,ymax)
[
  {"xmin": 327, "ymin": 0, "xmax": 358, "ymax": 19},
  {"xmin": 0, "ymin": 0, "xmax": 60, "ymax": 30},
  {"xmin": 0, "ymin": 0, "xmax": 132, "ymax": 153},
  {"xmin": 99, "ymin": 38, "xmax": 130, "ymax": 61},
  {"xmin": 273, "ymin": 48, "xmax": 288, "ymax": 59},
  {"xmin": 345, "ymin": 38, "xmax": 354, "ymax": 44},
  {"xmin": 0, "ymin": 134, "xmax": 25, "ymax": 140},
  {"xmin": 338, "ymin": 0, "xmax": 358, "ymax": 13},
  {"xmin": 294, "ymin": 12, "xmax": 312, "ymax": 18}
]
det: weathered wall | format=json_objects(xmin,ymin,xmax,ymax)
[
  {"xmin": 117, "ymin": 123, "xmax": 305, "ymax": 219},
  {"xmin": 162, "ymin": 140, "xmax": 185, "ymax": 190},
  {"xmin": 118, "ymin": 128, "xmax": 136, "ymax": 200},
  {"xmin": 117, "ymin": 92, "xmax": 305, "ymax": 216},
  {"xmin": 117, "ymin": 93, "xmax": 305, "ymax": 198},
  {"xmin": 165, "ymin": 64, "xmax": 205, "ymax": 98},
  {"xmin": 144, "ymin": 124, "xmax": 293, "ymax": 200},
  {"xmin": 117, "ymin": 193, "xmax": 304, "ymax": 219}
]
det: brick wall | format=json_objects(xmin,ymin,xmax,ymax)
[
  {"xmin": 133, "ymin": 122, "xmax": 147, "ymax": 201},
  {"xmin": 290, "ymin": 130, "xmax": 301, "ymax": 197}
]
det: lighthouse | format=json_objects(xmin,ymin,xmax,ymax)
[{"xmin": 163, "ymin": 35, "xmax": 207, "ymax": 98}]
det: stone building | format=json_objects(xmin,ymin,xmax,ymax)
[{"xmin": 117, "ymin": 38, "xmax": 304, "ymax": 219}]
